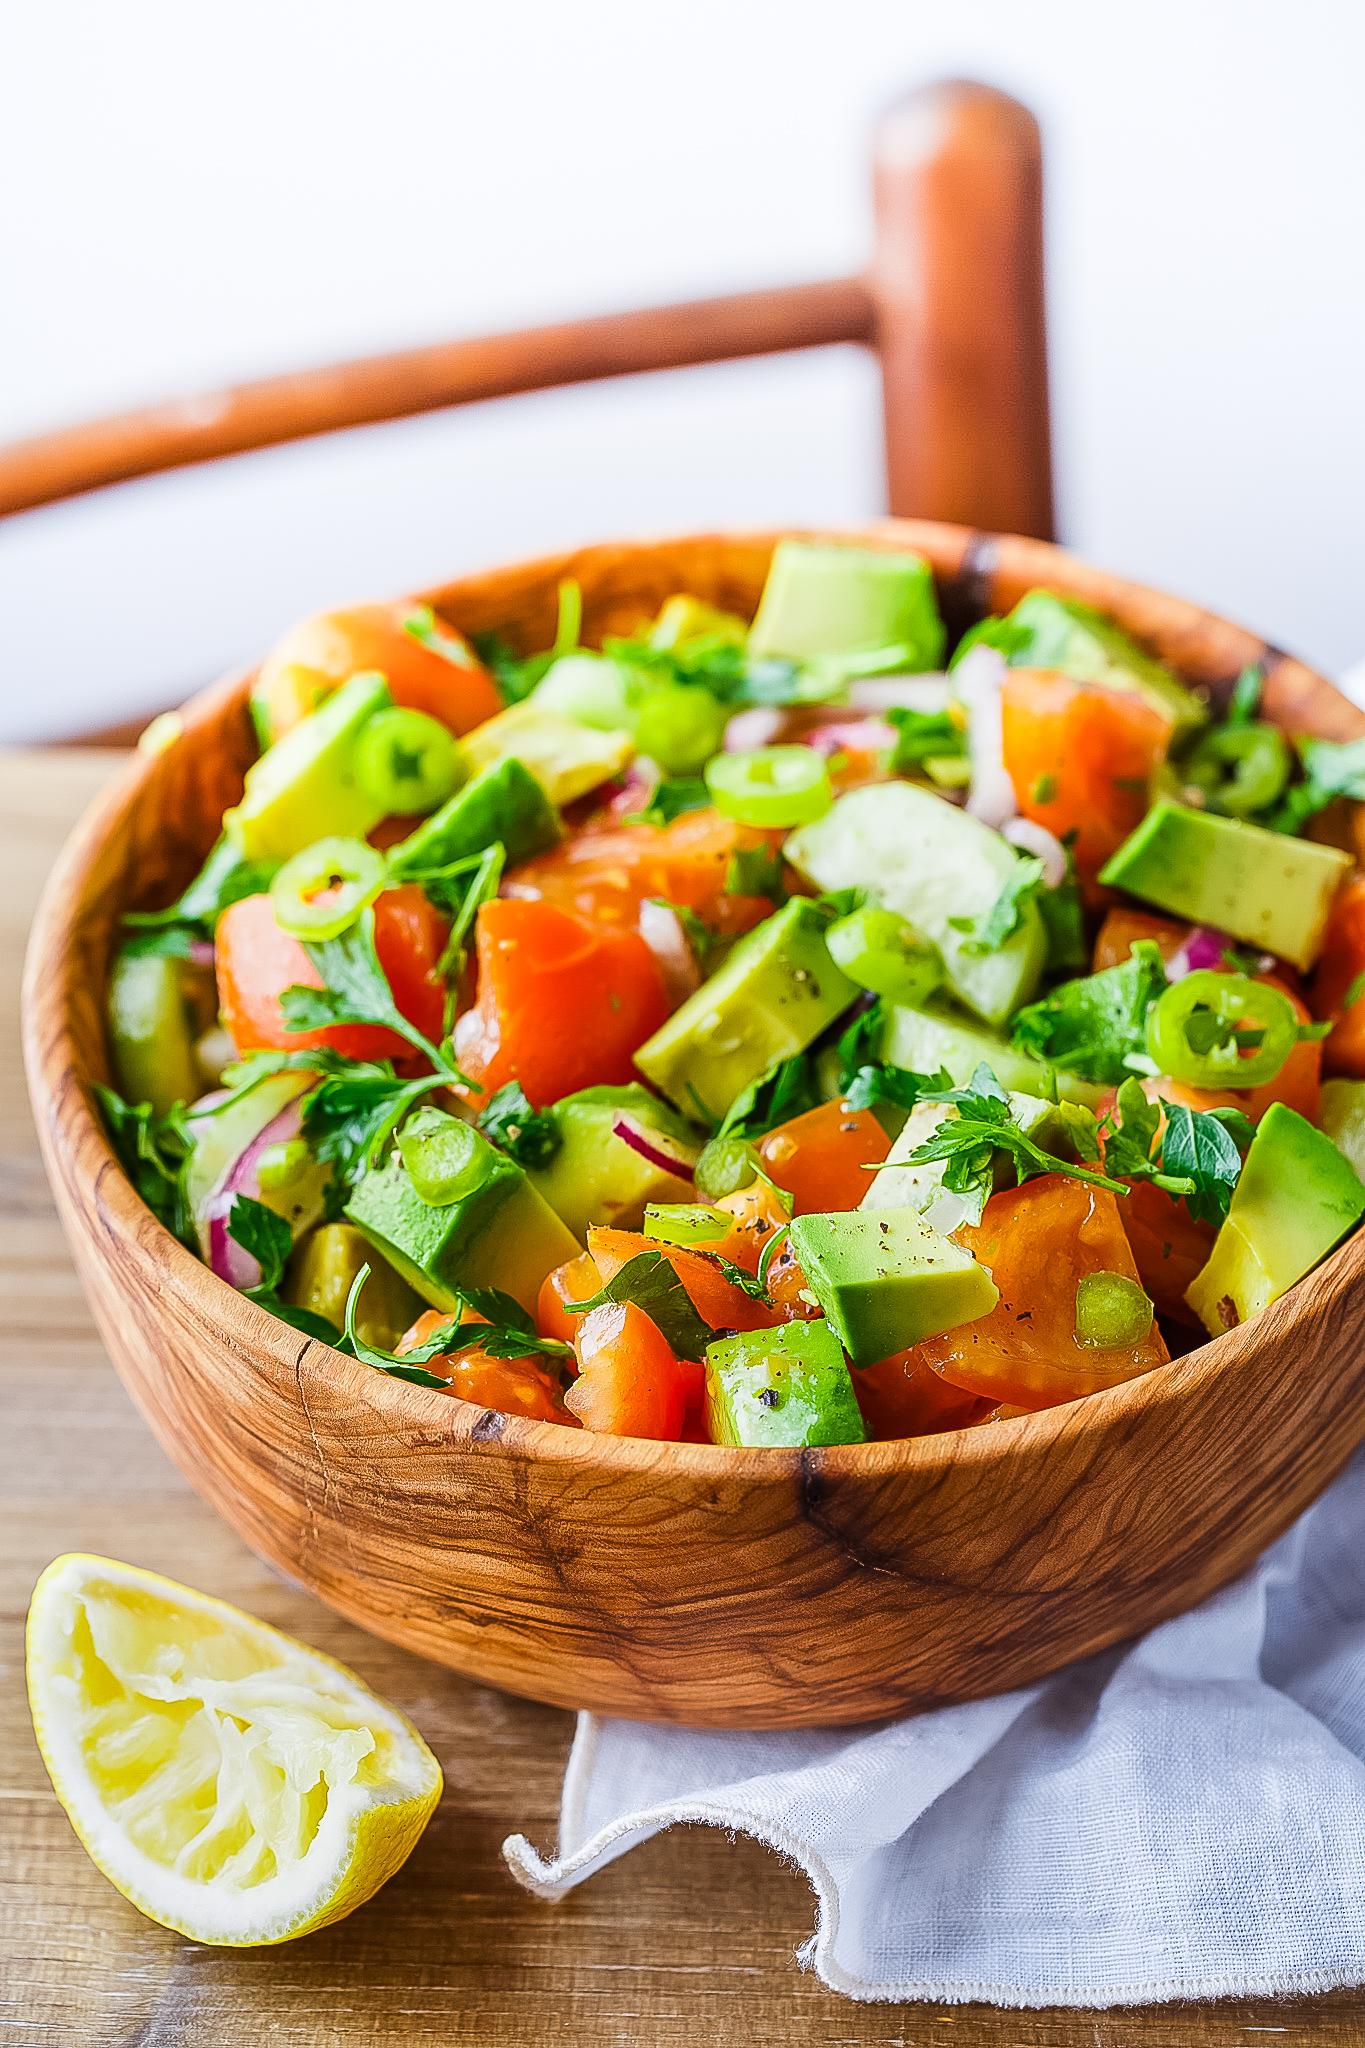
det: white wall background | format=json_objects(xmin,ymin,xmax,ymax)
[{"xmin": 2, "ymin": 0, "xmax": 1364, "ymax": 742}]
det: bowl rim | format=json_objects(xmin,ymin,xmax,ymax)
[{"xmin": 23, "ymin": 518, "xmax": 1365, "ymax": 1491}]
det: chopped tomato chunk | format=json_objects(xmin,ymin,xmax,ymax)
[
  {"xmin": 920, "ymin": 1175, "xmax": 1169, "ymax": 1411},
  {"xmin": 756, "ymin": 1097, "xmax": 890, "ymax": 1215},
  {"xmin": 1091, "ymin": 907, "xmax": 1192, "ymax": 972},
  {"xmin": 1312, "ymin": 874, "xmax": 1365, "ymax": 1078},
  {"xmin": 565, "ymin": 1300, "xmax": 687, "ymax": 1438},
  {"xmin": 586, "ymin": 1226, "xmax": 780, "ymax": 1336},
  {"xmin": 217, "ymin": 885, "xmax": 449, "ymax": 1060},
  {"xmin": 852, "ymin": 1347, "xmax": 993, "ymax": 1440},
  {"xmin": 505, "ymin": 806, "xmax": 782, "ymax": 935},
  {"xmin": 1001, "ymin": 668, "xmax": 1175, "ymax": 903},
  {"xmin": 393, "ymin": 1308, "xmax": 570, "ymax": 1423},
  {"xmin": 454, "ymin": 898, "xmax": 669, "ymax": 1107},
  {"xmin": 255, "ymin": 601, "xmax": 502, "ymax": 742},
  {"xmin": 536, "ymin": 1252, "xmax": 600, "ymax": 1351}
]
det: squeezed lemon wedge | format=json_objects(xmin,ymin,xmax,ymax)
[{"xmin": 26, "ymin": 1554, "xmax": 443, "ymax": 1945}]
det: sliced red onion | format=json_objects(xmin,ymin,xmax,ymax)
[
  {"xmin": 953, "ymin": 644, "xmax": 1017, "ymax": 830},
  {"xmin": 724, "ymin": 707, "xmax": 786, "ymax": 753},
  {"xmin": 186, "ymin": 938, "xmax": 216, "ymax": 969},
  {"xmin": 638, "ymin": 899, "xmax": 702, "ymax": 1010},
  {"xmin": 847, "ymin": 674, "xmax": 950, "ymax": 714},
  {"xmin": 801, "ymin": 720, "xmax": 898, "ymax": 758},
  {"xmin": 204, "ymin": 1098, "xmax": 304, "ymax": 1289},
  {"xmin": 1166, "ymin": 925, "xmax": 1235, "ymax": 980},
  {"xmin": 611, "ymin": 1115, "xmax": 698, "ymax": 1181},
  {"xmin": 1002, "ymin": 816, "xmax": 1069, "ymax": 889},
  {"xmin": 606, "ymin": 762, "xmax": 661, "ymax": 820}
]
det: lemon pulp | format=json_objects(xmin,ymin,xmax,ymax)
[{"xmin": 26, "ymin": 1554, "xmax": 442, "ymax": 1945}]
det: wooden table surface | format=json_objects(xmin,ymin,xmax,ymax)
[{"xmin": 5, "ymin": 748, "xmax": 1365, "ymax": 2047}]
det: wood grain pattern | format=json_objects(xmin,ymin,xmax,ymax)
[
  {"xmin": 10, "ymin": 752, "xmax": 1365, "ymax": 2041},
  {"xmin": 21, "ymin": 523, "xmax": 1365, "ymax": 1733}
]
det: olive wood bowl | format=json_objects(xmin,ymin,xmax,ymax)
[{"xmin": 23, "ymin": 521, "xmax": 1365, "ymax": 1727}]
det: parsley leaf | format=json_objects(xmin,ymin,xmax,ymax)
[
  {"xmin": 478, "ymin": 1082, "xmax": 563, "ymax": 1169},
  {"xmin": 724, "ymin": 841, "xmax": 786, "ymax": 900},
  {"xmin": 951, "ymin": 855, "xmax": 1046, "ymax": 955},
  {"xmin": 836, "ymin": 999, "xmax": 885, "ymax": 1084},
  {"xmin": 841, "ymin": 1063, "xmax": 950, "ymax": 1115},
  {"xmin": 281, "ymin": 907, "xmax": 471, "ymax": 1088},
  {"xmin": 223, "ymin": 1194, "xmax": 343, "ymax": 1344},
  {"xmin": 93, "ymin": 1085, "xmax": 196, "ymax": 1247},
  {"xmin": 473, "ymin": 578, "xmax": 582, "ymax": 705},
  {"xmin": 1159, "ymin": 1103, "xmax": 1253, "ymax": 1228},
  {"xmin": 885, "ymin": 706, "xmax": 966, "ymax": 774},
  {"xmin": 947, "ymin": 615, "xmax": 1032, "ymax": 670},
  {"xmin": 1270, "ymin": 733, "xmax": 1365, "ymax": 834},
  {"xmin": 342, "ymin": 1267, "xmax": 571, "ymax": 1385},
  {"xmin": 120, "ymin": 836, "xmax": 279, "ymax": 957},
  {"xmin": 1010, "ymin": 941, "xmax": 1168, "ymax": 1086},
  {"xmin": 602, "ymin": 629, "xmax": 809, "ymax": 709},
  {"xmin": 1099, "ymin": 1078, "xmax": 1197, "ymax": 1198},
  {"xmin": 566, "ymin": 1249, "xmax": 714, "ymax": 1361},
  {"xmin": 718, "ymin": 1052, "xmax": 822, "ymax": 1141},
  {"xmin": 1035, "ymin": 833, "xmax": 1087, "ymax": 973},
  {"xmin": 1226, "ymin": 663, "xmax": 1263, "ymax": 725},
  {"xmin": 902, "ymin": 1064, "xmax": 1129, "ymax": 1202}
]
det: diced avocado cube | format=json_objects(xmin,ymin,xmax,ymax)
[
  {"xmin": 703, "ymin": 1320, "xmax": 866, "ymax": 1448},
  {"xmin": 634, "ymin": 898, "xmax": 858, "ymax": 1123},
  {"xmin": 1098, "ymin": 802, "xmax": 1350, "ymax": 973},
  {"xmin": 107, "ymin": 951, "xmax": 202, "ymax": 1118},
  {"xmin": 283, "ymin": 1223, "xmax": 424, "ymax": 1350},
  {"xmin": 880, "ymin": 998, "xmax": 1107, "ymax": 1109},
  {"xmin": 789, "ymin": 1207, "xmax": 999, "ymax": 1365},
  {"xmin": 968, "ymin": 589, "xmax": 1207, "ymax": 742},
  {"xmin": 1320, "ymin": 1079, "xmax": 1365, "ymax": 1183},
  {"xmin": 1185, "ymin": 1101, "xmax": 1365, "ymax": 1334},
  {"xmin": 531, "ymin": 653, "xmax": 639, "ymax": 733},
  {"xmin": 224, "ymin": 671, "xmax": 391, "ymax": 861},
  {"xmin": 649, "ymin": 595, "xmax": 748, "ymax": 651},
  {"xmin": 345, "ymin": 1144, "xmax": 579, "ymax": 1317},
  {"xmin": 459, "ymin": 701, "xmax": 634, "ymax": 807},
  {"xmin": 786, "ymin": 783, "xmax": 1046, "ymax": 1026},
  {"xmin": 748, "ymin": 541, "xmax": 945, "ymax": 673},
  {"xmin": 525, "ymin": 1083, "xmax": 702, "ymax": 1241},
  {"xmin": 388, "ymin": 756, "xmax": 562, "ymax": 876}
]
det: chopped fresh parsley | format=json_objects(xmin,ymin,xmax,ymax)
[
  {"xmin": 477, "ymin": 1082, "xmax": 563, "ymax": 1170},
  {"xmin": 1010, "ymin": 941, "xmax": 1167, "ymax": 1086},
  {"xmin": 566, "ymin": 1247, "xmax": 714, "ymax": 1361},
  {"xmin": 224, "ymin": 1194, "xmax": 343, "ymax": 1344},
  {"xmin": 93, "ymin": 1085, "xmax": 196, "ymax": 1248},
  {"xmin": 627, "ymin": 778, "xmax": 712, "ymax": 828},
  {"xmin": 950, "ymin": 855, "xmax": 1046, "ymax": 956},
  {"xmin": 1270, "ymin": 733, "xmax": 1365, "ymax": 835},
  {"xmin": 120, "ymin": 835, "xmax": 278, "ymax": 956},
  {"xmin": 718, "ymin": 1052, "xmax": 823, "ymax": 1141},
  {"xmin": 1099, "ymin": 1076, "xmax": 1253, "ymax": 1229},
  {"xmin": 724, "ymin": 841, "xmax": 786, "ymax": 901},
  {"xmin": 1226, "ymin": 663, "xmax": 1263, "ymax": 725},
  {"xmin": 898, "ymin": 1064, "xmax": 1128, "ymax": 1208},
  {"xmin": 342, "ymin": 1267, "xmax": 572, "ymax": 1386},
  {"xmin": 473, "ymin": 578, "xmax": 583, "ymax": 705},
  {"xmin": 885, "ymin": 705, "xmax": 966, "ymax": 776}
]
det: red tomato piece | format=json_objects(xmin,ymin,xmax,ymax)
[
  {"xmin": 1091, "ymin": 907, "xmax": 1192, "ymax": 972},
  {"xmin": 394, "ymin": 1306, "xmax": 571, "ymax": 1423},
  {"xmin": 216, "ymin": 886, "xmax": 449, "ymax": 1061},
  {"xmin": 756, "ymin": 1097, "xmax": 890, "ymax": 1215},
  {"xmin": 1001, "ymin": 668, "xmax": 1175, "ymax": 904},
  {"xmin": 453, "ymin": 899, "xmax": 669, "ymax": 1108},
  {"xmin": 852, "ymin": 1347, "xmax": 993, "ymax": 1440},
  {"xmin": 564, "ymin": 1300, "xmax": 687, "ymax": 1439},
  {"xmin": 1113, "ymin": 1177, "xmax": 1216, "ymax": 1329},
  {"xmin": 920, "ymin": 1174, "xmax": 1169, "ymax": 1411},
  {"xmin": 1312, "ymin": 873, "xmax": 1365, "ymax": 1078},
  {"xmin": 586, "ymin": 1227, "xmax": 781, "ymax": 1337},
  {"xmin": 505, "ymin": 806, "xmax": 782, "ymax": 935},
  {"xmin": 255, "ymin": 601, "xmax": 503, "ymax": 742}
]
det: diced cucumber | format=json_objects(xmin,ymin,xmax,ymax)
[
  {"xmin": 785, "ymin": 783, "xmax": 1046, "ymax": 1026},
  {"xmin": 108, "ymin": 952, "xmax": 204, "ymax": 1118},
  {"xmin": 880, "ymin": 998, "xmax": 1107, "ymax": 1109}
]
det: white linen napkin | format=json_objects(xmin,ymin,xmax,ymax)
[{"xmin": 504, "ymin": 1442, "xmax": 1365, "ymax": 2008}]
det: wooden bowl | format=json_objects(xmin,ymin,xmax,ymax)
[{"xmin": 23, "ymin": 521, "xmax": 1365, "ymax": 1729}]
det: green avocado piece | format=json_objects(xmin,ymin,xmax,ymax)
[
  {"xmin": 634, "ymin": 898, "xmax": 858, "ymax": 1123},
  {"xmin": 460, "ymin": 701, "xmax": 634, "ymax": 807},
  {"xmin": 107, "ymin": 951, "xmax": 203, "ymax": 1118},
  {"xmin": 961, "ymin": 589, "xmax": 1207, "ymax": 742},
  {"xmin": 880, "ymin": 997, "xmax": 1107, "ymax": 1108},
  {"xmin": 525, "ymin": 1083, "xmax": 701, "ymax": 1241},
  {"xmin": 786, "ymin": 783, "xmax": 1046, "ymax": 1026},
  {"xmin": 1098, "ymin": 801, "xmax": 1350, "ymax": 972},
  {"xmin": 283, "ymin": 1222, "xmax": 424, "ymax": 1350},
  {"xmin": 788, "ymin": 1207, "xmax": 999, "ymax": 1366},
  {"xmin": 345, "ymin": 1136, "xmax": 579, "ymax": 1317},
  {"xmin": 1320, "ymin": 1079, "xmax": 1365, "ymax": 1183},
  {"xmin": 1185, "ymin": 1101, "xmax": 1365, "ymax": 1334},
  {"xmin": 531, "ymin": 653, "xmax": 638, "ymax": 733},
  {"xmin": 388, "ymin": 755, "xmax": 562, "ymax": 876},
  {"xmin": 747, "ymin": 541, "xmax": 945, "ymax": 673},
  {"xmin": 703, "ymin": 1320, "xmax": 866, "ymax": 1447},
  {"xmin": 224, "ymin": 671, "xmax": 391, "ymax": 861}
]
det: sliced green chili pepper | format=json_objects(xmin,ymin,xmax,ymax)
[
  {"xmin": 1075, "ymin": 1271, "xmax": 1153, "ymax": 1348},
  {"xmin": 354, "ymin": 706, "xmax": 464, "ymax": 815},
  {"xmin": 825, "ymin": 905, "xmax": 942, "ymax": 1006},
  {"xmin": 1179, "ymin": 722, "xmax": 1290, "ymax": 817},
  {"xmin": 1144, "ymin": 970, "xmax": 1298, "ymax": 1088},
  {"xmin": 643, "ymin": 1202, "xmax": 732, "ymax": 1248},
  {"xmin": 705, "ymin": 746, "xmax": 832, "ymax": 828},
  {"xmin": 270, "ymin": 836, "xmax": 387, "ymax": 941},
  {"xmin": 694, "ymin": 1136, "xmax": 760, "ymax": 1201}
]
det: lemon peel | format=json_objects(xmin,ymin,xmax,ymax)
[{"xmin": 26, "ymin": 1553, "xmax": 442, "ymax": 1945}]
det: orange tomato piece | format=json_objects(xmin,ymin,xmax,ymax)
[
  {"xmin": 920, "ymin": 1174, "xmax": 1169, "ymax": 1411},
  {"xmin": 255, "ymin": 601, "xmax": 503, "ymax": 742},
  {"xmin": 763, "ymin": 1236, "xmax": 822, "ymax": 1321},
  {"xmin": 393, "ymin": 1307, "xmax": 571, "ymax": 1423},
  {"xmin": 505, "ymin": 806, "xmax": 783, "ymax": 935},
  {"xmin": 565, "ymin": 1300, "xmax": 687, "ymax": 1439},
  {"xmin": 453, "ymin": 898, "xmax": 669, "ymax": 1107},
  {"xmin": 1312, "ymin": 873, "xmax": 1365, "ymax": 1077},
  {"xmin": 852, "ymin": 1347, "xmax": 993, "ymax": 1440},
  {"xmin": 1114, "ymin": 1177, "xmax": 1216, "ymax": 1328},
  {"xmin": 536, "ymin": 1252, "xmax": 600, "ymax": 1350},
  {"xmin": 709, "ymin": 1179, "xmax": 793, "ymax": 1275},
  {"xmin": 1091, "ymin": 907, "xmax": 1192, "ymax": 972},
  {"xmin": 1001, "ymin": 668, "xmax": 1175, "ymax": 903},
  {"xmin": 216, "ymin": 885, "xmax": 449, "ymax": 1060},
  {"xmin": 586, "ymin": 1226, "xmax": 780, "ymax": 1337},
  {"xmin": 757, "ymin": 1097, "xmax": 890, "ymax": 1214}
]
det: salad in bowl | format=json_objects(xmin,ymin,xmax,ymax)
[{"xmin": 98, "ymin": 539, "xmax": 1365, "ymax": 1454}]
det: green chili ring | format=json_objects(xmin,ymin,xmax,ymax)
[
  {"xmin": 704, "ymin": 746, "xmax": 832, "ymax": 828},
  {"xmin": 1144, "ymin": 969, "xmax": 1299, "ymax": 1089},
  {"xmin": 270, "ymin": 835, "xmax": 387, "ymax": 941},
  {"xmin": 1180, "ymin": 722, "xmax": 1290, "ymax": 817}
]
